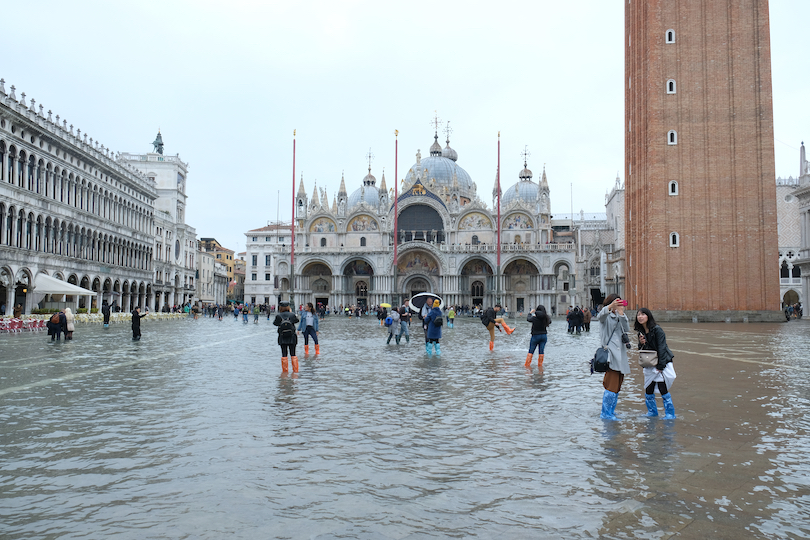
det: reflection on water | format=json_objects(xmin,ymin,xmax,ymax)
[{"xmin": 1, "ymin": 316, "xmax": 809, "ymax": 538}]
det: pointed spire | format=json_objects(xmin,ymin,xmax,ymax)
[
  {"xmin": 540, "ymin": 164, "xmax": 548, "ymax": 186},
  {"xmin": 379, "ymin": 171, "xmax": 387, "ymax": 191},
  {"xmin": 311, "ymin": 182, "xmax": 319, "ymax": 207},
  {"xmin": 338, "ymin": 171, "xmax": 347, "ymax": 196},
  {"xmin": 297, "ymin": 172, "xmax": 306, "ymax": 197},
  {"xmin": 331, "ymin": 194, "xmax": 338, "ymax": 214},
  {"xmin": 321, "ymin": 187, "xmax": 329, "ymax": 208}
]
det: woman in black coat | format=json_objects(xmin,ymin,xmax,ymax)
[
  {"xmin": 635, "ymin": 308, "xmax": 676, "ymax": 418},
  {"xmin": 273, "ymin": 302, "xmax": 300, "ymax": 373}
]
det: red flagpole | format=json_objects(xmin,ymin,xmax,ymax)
[
  {"xmin": 290, "ymin": 130, "xmax": 296, "ymax": 304},
  {"xmin": 496, "ymin": 132, "xmax": 501, "ymax": 305},
  {"xmin": 393, "ymin": 130, "xmax": 399, "ymax": 304}
]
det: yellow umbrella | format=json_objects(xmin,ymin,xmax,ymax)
[{"xmin": 380, "ymin": 303, "xmax": 392, "ymax": 308}]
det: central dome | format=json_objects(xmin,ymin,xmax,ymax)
[{"xmin": 405, "ymin": 135, "xmax": 473, "ymax": 191}]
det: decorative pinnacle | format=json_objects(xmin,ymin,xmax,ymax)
[
  {"xmin": 293, "ymin": 129, "xmax": 296, "ymax": 137},
  {"xmin": 395, "ymin": 129, "xmax": 398, "ymax": 137},
  {"xmin": 430, "ymin": 111, "xmax": 441, "ymax": 136},
  {"xmin": 366, "ymin": 147, "xmax": 375, "ymax": 172},
  {"xmin": 443, "ymin": 121, "xmax": 453, "ymax": 143},
  {"xmin": 521, "ymin": 145, "xmax": 531, "ymax": 167}
]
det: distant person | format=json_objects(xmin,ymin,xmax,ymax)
[
  {"xmin": 447, "ymin": 306, "xmax": 455, "ymax": 328},
  {"xmin": 582, "ymin": 307, "xmax": 592, "ymax": 332},
  {"xmin": 131, "ymin": 306, "xmax": 149, "ymax": 340},
  {"xmin": 480, "ymin": 303, "xmax": 514, "ymax": 352},
  {"xmin": 13, "ymin": 303, "xmax": 22, "ymax": 319},
  {"xmin": 102, "ymin": 300, "xmax": 111, "ymax": 327},
  {"xmin": 48, "ymin": 311, "xmax": 64, "ymax": 341},
  {"xmin": 525, "ymin": 305, "xmax": 551, "ymax": 368},
  {"xmin": 385, "ymin": 307, "xmax": 400, "ymax": 344},
  {"xmin": 399, "ymin": 302, "xmax": 411, "ymax": 344},
  {"xmin": 273, "ymin": 302, "xmax": 300, "ymax": 373},
  {"xmin": 424, "ymin": 299, "xmax": 443, "ymax": 355},
  {"xmin": 64, "ymin": 307, "xmax": 75, "ymax": 341},
  {"xmin": 635, "ymin": 308, "xmax": 676, "ymax": 419}
]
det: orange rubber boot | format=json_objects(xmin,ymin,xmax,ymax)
[
  {"xmin": 281, "ymin": 357, "xmax": 289, "ymax": 372},
  {"xmin": 315, "ymin": 344, "xmax": 320, "ymax": 355},
  {"xmin": 489, "ymin": 341, "xmax": 494, "ymax": 351},
  {"xmin": 525, "ymin": 353, "xmax": 533, "ymax": 368},
  {"xmin": 538, "ymin": 354, "xmax": 544, "ymax": 367},
  {"xmin": 304, "ymin": 344, "xmax": 309, "ymax": 355},
  {"xmin": 503, "ymin": 323, "xmax": 515, "ymax": 335},
  {"xmin": 291, "ymin": 356, "xmax": 299, "ymax": 373}
]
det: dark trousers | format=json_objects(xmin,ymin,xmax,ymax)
[{"xmin": 302, "ymin": 326, "xmax": 318, "ymax": 345}]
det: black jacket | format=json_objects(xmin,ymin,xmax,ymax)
[
  {"xmin": 481, "ymin": 307, "xmax": 497, "ymax": 326},
  {"xmin": 131, "ymin": 310, "xmax": 147, "ymax": 328},
  {"xmin": 638, "ymin": 324, "xmax": 674, "ymax": 370},
  {"xmin": 273, "ymin": 312, "xmax": 299, "ymax": 346},
  {"xmin": 527, "ymin": 312, "xmax": 551, "ymax": 335}
]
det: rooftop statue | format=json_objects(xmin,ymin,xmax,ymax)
[{"xmin": 152, "ymin": 131, "xmax": 164, "ymax": 155}]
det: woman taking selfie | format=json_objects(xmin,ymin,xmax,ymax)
[
  {"xmin": 597, "ymin": 294, "xmax": 631, "ymax": 420},
  {"xmin": 635, "ymin": 308, "xmax": 676, "ymax": 419}
]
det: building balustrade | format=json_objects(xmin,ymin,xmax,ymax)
[{"xmin": 277, "ymin": 239, "xmax": 575, "ymax": 256}]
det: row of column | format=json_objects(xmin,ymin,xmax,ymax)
[
  {"xmin": 0, "ymin": 212, "xmax": 150, "ymax": 270},
  {"xmin": 2, "ymin": 156, "xmax": 149, "ymax": 233}
]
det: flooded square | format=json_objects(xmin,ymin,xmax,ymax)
[{"xmin": 1, "ymin": 315, "xmax": 809, "ymax": 538}]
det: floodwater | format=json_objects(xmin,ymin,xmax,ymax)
[{"xmin": 1, "ymin": 313, "xmax": 809, "ymax": 538}]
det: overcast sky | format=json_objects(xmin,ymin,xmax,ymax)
[{"xmin": 4, "ymin": 1, "xmax": 808, "ymax": 253}]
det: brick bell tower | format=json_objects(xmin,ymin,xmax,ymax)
[{"xmin": 625, "ymin": 0, "xmax": 781, "ymax": 321}]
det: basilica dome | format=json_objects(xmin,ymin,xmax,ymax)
[
  {"xmin": 348, "ymin": 168, "xmax": 380, "ymax": 208},
  {"xmin": 502, "ymin": 163, "xmax": 538, "ymax": 206},
  {"xmin": 405, "ymin": 135, "xmax": 473, "ymax": 191}
]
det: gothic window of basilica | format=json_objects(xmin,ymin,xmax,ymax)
[
  {"xmin": 360, "ymin": 237, "xmax": 366, "ymax": 247},
  {"xmin": 320, "ymin": 238, "xmax": 327, "ymax": 247},
  {"xmin": 471, "ymin": 281, "xmax": 484, "ymax": 297}
]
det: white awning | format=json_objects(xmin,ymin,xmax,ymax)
[{"xmin": 33, "ymin": 273, "xmax": 94, "ymax": 296}]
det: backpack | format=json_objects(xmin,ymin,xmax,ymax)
[
  {"xmin": 279, "ymin": 317, "xmax": 295, "ymax": 338},
  {"xmin": 434, "ymin": 316, "xmax": 443, "ymax": 327},
  {"xmin": 384, "ymin": 316, "xmax": 393, "ymax": 327},
  {"xmin": 50, "ymin": 313, "xmax": 60, "ymax": 324}
]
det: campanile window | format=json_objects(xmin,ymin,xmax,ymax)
[
  {"xmin": 668, "ymin": 131, "xmax": 678, "ymax": 145},
  {"xmin": 666, "ymin": 30, "xmax": 675, "ymax": 43},
  {"xmin": 667, "ymin": 79, "xmax": 676, "ymax": 94},
  {"xmin": 670, "ymin": 232, "xmax": 680, "ymax": 247}
]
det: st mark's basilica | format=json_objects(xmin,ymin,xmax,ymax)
[{"xmin": 245, "ymin": 129, "xmax": 627, "ymax": 314}]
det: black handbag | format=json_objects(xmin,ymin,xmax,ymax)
[{"xmin": 590, "ymin": 320, "xmax": 619, "ymax": 374}]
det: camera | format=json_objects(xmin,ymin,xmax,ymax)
[{"xmin": 621, "ymin": 332, "xmax": 632, "ymax": 349}]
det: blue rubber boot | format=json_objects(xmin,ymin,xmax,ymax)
[
  {"xmin": 645, "ymin": 394, "xmax": 659, "ymax": 417},
  {"xmin": 426, "ymin": 342, "xmax": 432, "ymax": 355},
  {"xmin": 600, "ymin": 390, "xmax": 620, "ymax": 420},
  {"xmin": 662, "ymin": 393, "xmax": 676, "ymax": 419},
  {"xmin": 434, "ymin": 343, "xmax": 441, "ymax": 356}
]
